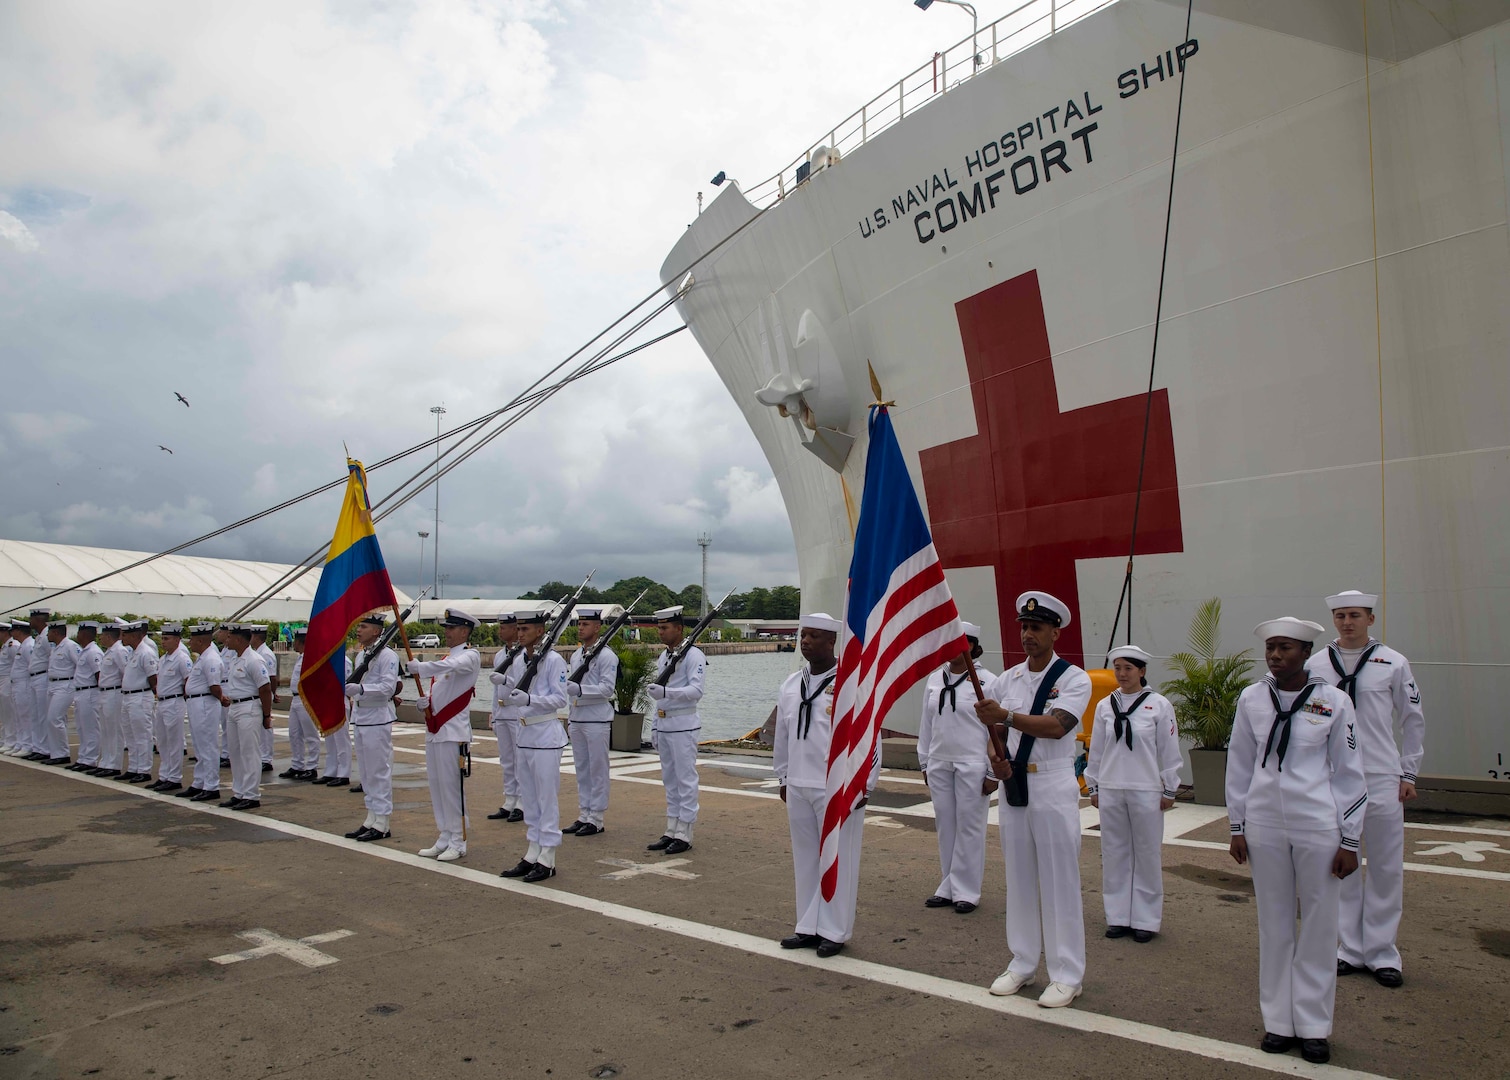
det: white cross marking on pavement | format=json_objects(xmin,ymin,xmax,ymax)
[
  {"xmin": 209, "ymin": 928, "xmax": 356, "ymax": 968},
  {"xmin": 741, "ymin": 778, "xmax": 783, "ymax": 790},
  {"xmin": 1412, "ymin": 840, "xmax": 1507, "ymax": 863},
  {"xmin": 597, "ymin": 858, "xmax": 700, "ymax": 881},
  {"xmin": 865, "ymin": 815, "xmax": 905, "ymax": 829}
]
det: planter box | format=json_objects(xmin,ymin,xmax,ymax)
[
  {"xmin": 1190, "ymin": 747, "xmax": 1229, "ymax": 806},
  {"xmin": 612, "ymin": 712, "xmax": 646, "ymax": 753}
]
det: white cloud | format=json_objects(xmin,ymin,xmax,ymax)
[{"xmin": 0, "ymin": 210, "xmax": 39, "ymax": 252}]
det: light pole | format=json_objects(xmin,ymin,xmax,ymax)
[
  {"xmin": 914, "ymin": 0, "xmax": 981, "ymax": 68},
  {"xmin": 429, "ymin": 405, "xmax": 445, "ymax": 599},
  {"xmin": 417, "ymin": 531, "xmax": 429, "ymax": 603},
  {"xmin": 697, "ymin": 533, "xmax": 712, "ymax": 618}
]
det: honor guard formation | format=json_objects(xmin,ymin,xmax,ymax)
[{"xmin": 0, "ymin": 585, "xmax": 1428, "ymax": 1067}]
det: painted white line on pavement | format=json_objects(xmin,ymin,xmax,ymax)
[{"xmin": 1, "ymin": 755, "xmax": 1390, "ymax": 1080}]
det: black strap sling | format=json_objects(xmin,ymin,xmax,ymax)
[
  {"xmin": 798, "ymin": 672, "xmax": 835, "ymax": 739},
  {"xmin": 1262, "ymin": 682, "xmax": 1317, "ymax": 771},
  {"xmin": 1002, "ymin": 658, "xmax": 1071, "ymax": 808},
  {"xmin": 1111, "ymin": 690, "xmax": 1153, "ymax": 749},
  {"xmin": 1328, "ymin": 642, "xmax": 1381, "ymax": 705}
]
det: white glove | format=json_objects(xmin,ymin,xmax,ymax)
[
  {"xmin": 489, "ymin": 671, "xmax": 507, "ymax": 687},
  {"xmin": 506, "ymin": 688, "xmax": 530, "ymax": 706},
  {"xmin": 566, "ymin": 681, "xmax": 581, "ymax": 699},
  {"xmin": 415, "ymin": 695, "xmax": 430, "ymax": 711},
  {"xmin": 650, "ymin": 728, "xmax": 659, "ymax": 750},
  {"xmin": 647, "ymin": 683, "xmax": 666, "ymax": 700},
  {"xmin": 344, "ymin": 682, "xmax": 362, "ymax": 698}
]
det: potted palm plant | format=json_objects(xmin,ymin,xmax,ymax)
[
  {"xmin": 611, "ymin": 642, "xmax": 656, "ymax": 752},
  {"xmin": 1160, "ymin": 598, "xmax": 1254, "ymax": 806}
]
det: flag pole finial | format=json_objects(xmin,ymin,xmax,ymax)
[{"xmin": 867, "ymin": 361, "xmax": 894, "ymax": 407}]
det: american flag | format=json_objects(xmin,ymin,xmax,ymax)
[{"xmin": 821, "ymin": 406, "xmax": 968, "ymax": 900}]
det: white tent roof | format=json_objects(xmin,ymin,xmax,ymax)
[{"xmin": 0, "ymin": 538, "xmax": 412, "ymax": 622}]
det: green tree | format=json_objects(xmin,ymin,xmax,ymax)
[
  {"xmin": 768, "ymin": 585, "xmax": 801, "ymax": 618},
  {"xmin": 1161, "ymin": 598, "xmax": 1255, "ymax": 750},
  {"xmin": 677, "ymin": 584, "xmax": 704, "ymax": 612}
]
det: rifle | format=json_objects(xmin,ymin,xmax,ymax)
[
  {"xmin": 653, "ymin": 587, "xmax": 737, "ymax": 687},
  {"xmin": 568, "ymin": 588, "xmax": 649, "ymax": 684},
  {"xmin": 348, "ymin": 585, "xmax": 431, "ymax": 687},
  {"xmin": 515, "ymin": 570, "xmax": 594, "ymax": 694}
]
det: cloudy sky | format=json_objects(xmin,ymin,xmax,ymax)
[{"xmin": 0, "ymin": 0, "xmax": 993, "ymax": 599}]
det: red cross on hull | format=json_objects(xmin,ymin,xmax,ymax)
[{"xmin": 918, "ymin": 270, "xmax": 1184, "ymax": 668}]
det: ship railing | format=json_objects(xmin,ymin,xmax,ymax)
[{"xmin": 740, "ymin": 0, "xmax": 1121, "ymax": 208}]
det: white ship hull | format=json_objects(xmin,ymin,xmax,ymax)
[{"xmin": 661, "ymin": 0, "xmax": 1510, "ymax": 778}]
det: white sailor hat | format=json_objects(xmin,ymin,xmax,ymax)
[
  {"xmin": 360, "ymin": 612, "xmax": 387, "ymax": 626},
  {"xmin": 577, "ymin": 606, "xmax": 605, "ymax": 621},
  {"xmin": 441, "ymin": 608, "xmax": 479, "ymax": 629},
  {"xmin": 293, "ymin": 627, "xmax": 307, "ymax": 639},
  {"xmin": 249, "ymin": 624, "xmax": 270, "ymax": 636},
  {"xmin": 1254, "ymin": 617, "xmax": 1327, "ymax": 643},
  {"xmin": 30, "ymin": 608, "xmax": 52, "ymax": 618},
  {"xmin": 799, "ymin": 611, "xmax": 841, "ymax": 634},
  {"xmin": 495, "ymin": 612, "xmax": 518, "ymax": 624},
  {"xmin": 190, "ymin": 623, "xmax": 216, "ymax": 635},
  {"xmin": 10, "ymin": 618, "xmax": 29, "ymax": 629},
  {"xmin": 960, "ymin": 621, "xmax": 982, "ymax": 639},
  {"xmin": 124, "ymin": 619, "xmax": 150, "ymax": 632},
  {"xmin": 1015, "ymin": 591, "xmax": 1071, "ymax": 628},
  {"xmin": 225, "ymin": 623, "xmax": 253, "ymax": 638},
  {"xmin": 47, "ymin": 619, "xmax": 68, "ymax": 631},
  {"xmin": 653, "ymin": 605, "xmax": 685, "ymax": 622},
  {"xmin": 161, "ymin": 623, "xmax": 184, "ymax": 636},
  {"xmin": 98, "ymin": 621, "xmax": 121, "ymax": 634},
  {"xmin": 1107, "ymin": 644, "xmax": 1153, "ymax": 666},
  {"xmin": 1325, "ymin": 590, "xmax": 1378, "ymax": 611},
  {"xmin": 515, "ymin": 610, "xmax": 549, "ymax": 626},
  {"xmin": 79, "ymin": 620, "xmax": 101, "ymax": 632}
]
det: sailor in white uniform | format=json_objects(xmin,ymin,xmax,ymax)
[
  {"xmin": 68, "ymin": 622, "xmax": 104, "ymax": 772},
  {"xmin": 975, "ymin": 592, "xmax": 1093, "ymax": 1009},
  {"xmin": 405, "ymin": 608, "xmax": 480, "ymax": 862},
  {"xmin": 178, "ymin": 624, "xmax": 225, "ymax": 801},
  {"xmin": 279, "ymin": 629, "xmax": 321, "ymax": 781},
  {"xmin": 26, "ymin": 608, "xmax": 55, "ymax": 759},
  {"xmin": 42, "ymin": 619, "xmax": 81, "ymax": 765},
  {"xmin": 217, "ymin": 624, "xmax": 273, "ymax": 810},
  {"xmin": 148, "ymin": 624, "xmax": 191, "ymax": 791},
  {"xmin": 497, "ymin": 611, "xmax": 570, "ymax": 882},
  {"xmin": 1084, "ymin": 644, "xmax": 1182, "ymax": 942},
  {"xmin": 251, "ymin": 626, "xmax": 278, "ymax": 773},
  {"xmin": 342, "ymin": 614, "xmax": 399, "ymax": 842},
  {"xmin": 91, "ymin": 622, "xmax": 128, "ymax": 776},
  {"xmin": 0, "ymin": 623, "xmax": 18, "ymax": 755},
  {"xmin": 7, "ymin": 621, "xmax": 35, "ymax": 758},
  {"xmin": 485, "ymin": 613, "xmax": 525, "ymax": 822},
  {"xmin": 1306, "ymin": 590, "xmax": 1424, "ymax": 989},
  {"xmin": 919, "ymin": 621, "xmax": 995, "ymax": 915},
  {"xmin": 646, "ymin": 605, "xmax": 704, "ymax": 855},
  {"xmin": 774, "ymin": 612, "xmax": 872, "ymax": 958},
  {"xmin": 118, "ymin": 620, "xmax": 159, "ymax": 783},
  {"xmin": 565, "ymin": 605, "xmax": 619, "ymax": 837},
  {"xmin": 1229, "ymin": 617, "xmax": 1366, "ymax": 1066}
]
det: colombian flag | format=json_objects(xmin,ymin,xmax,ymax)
[{"xmin": 299, "ymin": 459, "xmax": 398, "ymax": 734}]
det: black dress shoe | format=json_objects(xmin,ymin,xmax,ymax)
[
  {"xmin": 499, "ymin": 859, "xmax": 535, "ymax": 878},
  {"xmin": 175, "ymin": 787, "xmax": 202, "ymax": 798},
  {"xmin": 115, "ymin": 771, "xmax": 139, "ymax": 782},
  {"xmin": 190, "ymin": 789, "xmax": 221, "ymax": 802},
  {"xmin": 25, "ymin": 752, "xmax": 47, "ymax": 761},
  {"xmin": 574, "ymin": 823, "xmax": 603, "ymax": 837},
  {"xmin": 327, "ymin": 777, "xmax": 350, "ymax": 787},
  {"xmin": 95, "ymin": 768, "xmax": 121, "ymax": 778},
  {"xmin": 522, "ymin": 864, "xmax": 557, "ymax": 884},
  {"xmin": 350, "ymin": 783, "xmax": 363, "ymax": 793},
  {"xmin": 780, "ymin": 933, "xmax": 820, "ymax": 950},
  {"xmin": 1337, "ymin": 958, "xmax": 1363, "ymax": 976},
  {"xmin": 298, "ymin": 769, "xmax": 320, "ymax": 781},
  {"xmin": 47, "ymin": 756, "xmax": 72, "ymax": 766},
  {"xmin": 261, "ymin": 762, "xmax": 273, "ymax": 773},
  {"xmin": 562, "ymin": 820, "xmax": 585, "ymax": 834},
  {"xmin": 1260, "ymin": 1033, "xmax": 1298, "ymax": 1054},
  {"xmin": 1300, "ymin": 1039, "xmax": 1330, "ymax": 1064},
  {"xmin": 345, "ymin": 825, "xmax": 370, "ymax": 838},
  {"xmin": 664, "ymin": 838, "xmax": 691, "ymax": 855},
  {"xmin": 155, "ymin": 782, "xmax": 182, "ymax": 793},
  {"xmin": 356, "ymin": 828, "xmax": 390, "ymax": 842},
  {"xmin": 128, "ymin": 772, "xmax": 151, "ymax": 783},
  {"xmin": 219, "ymin": 758, "xmax": 231, "ymax": 768},
  {"xmin": 1105, "ymin": 925, "xmax": 1132, "ymax": 939},
  {"xmin": 507, "ymin": 808, "xmax": 523, "ymax": 822},
  {"xmin": 66, "ymin": 762, "xmax": 88, "ymax": 771},
  {"xmin": 219, "ymin": 797, "xmax": 245, "ymax": 808},
  {"xmin": 145, "ymin": 780, "xmax": 167, "ymax": 791},
  {"xmin": 278, "ymin": 768, "xmax": 300, "ymax": 779},
  {"xmin": 924, "ymin": 895, "xmax": 953, "ymax": 908},
  {"xmin": 1132, "ymin": 929, "xmax": 1155, "ymax": 943},
  {"xmin": 233, "ymin": 799, "xmax": 261, "ymax": 811},
  {"xmin": 815, "ymin": 938, "xmax": 845, "ymax": 958},
  {"xmin": 487, "ymin": 807, "xmax": 511, "ymax": 820},
  {"xmin": 1374, "ymin": 967, "xmax": 1403, "ymax": 988},
  {"xmin": 646, "ymin": 835, "xmax": 673, "ymax": 851},
  {"xmin": 953, "ymin": 901, "xmax": 977, "ymax": 914},
  {"xmin": 311, "ymin": 776, "xmax": 334, "ymax": 785}
]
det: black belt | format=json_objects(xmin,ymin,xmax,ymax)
[
  {"xmin": 157, "ymin": 693, "xmax": 185, "ymax": 700},
  {"xmin": 122, "ymin": 687, "xmax": 153, "ymax": 695},
  {"xmin": 100, "ymin": 686, "xmax": 121, "ymax": 692},
  {"xmin": 228, "ymin": 696, "xmax": 258, "ymax": 704},
  {"xmin": 186, "ymin": 692, "xmax": 215, "ymax": 700},
  {"xmin": 49, "ymin": 676, "xmax": 71, "ymax": 682}
]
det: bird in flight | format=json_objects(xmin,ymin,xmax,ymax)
[
  {"xmin": 158, "ymin": 445, "xmax": 174, "ymax": 454},
  {"xmin": 174, "ymin": 392, "xmax": 190, "ymax": 407}
]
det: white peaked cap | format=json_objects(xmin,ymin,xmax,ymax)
[
  {"xmin": 1326, "ymin": 590, "xmax": 1378, "ymax": 611},
  {"xmin": 800, "ymin": 612, "xmax": 841, "ymax": 633},
  {"xmin": 1254, "ymin": 617, "xmax": 1327, "ymax": 643},
  {"xmin": 652, "ymin": 606, "xmax": 684, "ymax": 621},
  {"xmin": 1107, "ymin": 644, "xmax": 1153, "ymax": 665},
  {"xmin": 1015, "ymin": 591, "xmax": 1071, "ymax": 628},
  {"xmin": 960, "ymin": 621, "xmax": 982, "ymax": 639}
]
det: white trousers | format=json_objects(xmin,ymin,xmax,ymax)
[
  {"xmin": 74, "ymin": 688, "xmax": 100, "ymax": 766},
  {"xmin": 1246, "ymin": 822, "xmax": 1343, "ymax": 1039},
  {"xmin": 260, "ymin": 723, "xmax": 273, "ymax": 764},
  {"xmin": 122, "ymin": 693, "xmax": 154, "ymax": 774},
  {"xmin": 518, "ymin": 745, "xmax": 563, "ymax": 851},
  {"xmin": 492, "ymin": 718, "xmax": 520, "ymax": 809},
  {"xmin": 570, "ymin": 721, "xmax": 611, "ymax": 826},
  {"xmin": 657, "ymin": 729, "xmax": 700, "ymax": 833},
  {"xmin": 1339, "ymin": 772, "xmax": 1405, "ymax": 971},
  {"xmin": 153, "ymin": 699, "xmax": 187, "ymax": 782},
  {"xmin": 787, "ymin": 784, "xmax": 864, "ymax": 943},
  {"xmin": 98, "ymin": 690, "xmax": 122, "ymax": 771},
  {"xmin": 188, "ymin": 698, "xmax": 223, "ymax": 791},
  {"xmin": 999, "ymin": 769, "xmax": 1085, "ymax": 987},
  {"xmin": 0, "ymin": 686, "xmax": 13, "ymax": 750},
  {"xmin": 323, "ymin": 722, "xmax": 352, "ymax": 778},
  {"xmin": 227, "ymin": 702, "xmax": 264, "ymax": 800},
  {"xmin": 288, "ymin": 701, "xmax": 321, "ymax": 770},
  {"xmin": 31, "ymin": 676, "xmax": 49, "ymax": 753},
  {"xmin": 9, "ymin": 683, "xmax": 33, "ymax": 754},
  {"xmin": 926, "ymin": 759, "xmax": 990, "ymax": 905},
  {"xmin": 355, "ymin": 724, "xmax": 394, "ymax": 817},
  {"xmin": 1099, "ymin": 787, "xmax": 1167, "ymax": 931},
  {"xmin": 45, "ymin": 684, "xmax": 75, "ymax": 760},
  {"xmin": 425, "ymin": 740, "xmax": 468, "ymax": 853}
]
